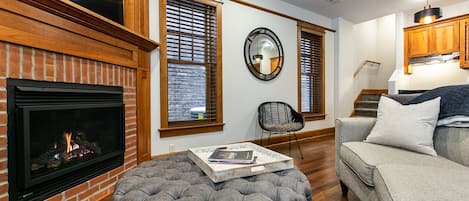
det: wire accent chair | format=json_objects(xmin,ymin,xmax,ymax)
[{"xmin": 258, "ymin": 101, "xmax": 305, "ymax": 159}]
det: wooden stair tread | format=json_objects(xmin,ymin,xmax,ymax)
[
  {"xmin": 356, "ymin": 100, "xmax": 379, "ymax": 103},
  {"xmin": 354, "ymin": 108, "xmax": 377, "ymax": 112},
  {"xmin": 351, "ymin": 89, "xmax": 386, "ymax": 117}
]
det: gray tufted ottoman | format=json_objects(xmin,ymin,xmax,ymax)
[{"xmin": 114, "ymin": 152, "xmax": 312, "ymax": 201}]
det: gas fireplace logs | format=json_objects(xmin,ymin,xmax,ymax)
[{"xmin": 31, "ymin": 131, "xmax": 101, "ymax": 171}]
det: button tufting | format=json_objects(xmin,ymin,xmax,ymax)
[{"xmin": 113, "ymin": 152, "xmax": 312, "ymax": 201}]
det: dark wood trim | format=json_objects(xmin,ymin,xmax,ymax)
[
  {"xmin": 320, "ymin": 27, "xmax": 326, "ymax": 117},
  {"xmin": 297, "ymin": 24, "xmax": 326, "ymax": 121},
  {"xmin": 152, "ymin": 127, "xmax": 335, "ymax": 157},
  {"xmin": 263, "ymin": 132, "xmax": 334, "ymax": 149},
  {"xmin": 151, "ymin": 150, "xmax": 185, "ymax": 159},
  {"xmin": 215, "ymin": 1, "xmax": 224, "ymax": 129},
  {"xmin": 251, "ymin": 127, "xmax": 335, "ymax": 148},
  {"xmin": 361, "ymin": 89, "xmax": 388, "ymax": 94},
  {"xmin": 404, "ymin": 31, "xmax": 410, "ymax": 74},
  {"xmin": 125, "ymin": 0, "xmax": 152, "ymax": 164},
  {"xmin": 159, "ymin": 123, "xmax": 225, "ymax": 138},
  {"xmin": 159, "ymin": 0, "xmax": 224, "ymax": 137},
  {"xmin": 159, "ymin": 0, "xmax": 169, "ymax": 128},
  {"xmin": 0, "ymin": 0, "xmax": 158, "ymax": 70},
  {"xmin": 461, "ymin": 18, "xmax": 469, "ymax": 69},
  {"xmin": 297, "ymin": 26, "xmax": 302, "ymax": 114},
  {"xmin": 230, "ymin": 0, "xmax": 335, "ymax": 33},
  {"xmin": 136, "ymin": 63, "xmax": 152, "ymax": 162},
  {"xmin": 303, "ymin": 114, "xmax": 326, "ymax": 121},
  {"xmin": 18, "ymin": 0, "xmax": 158, "ymax": 51},
  {"xmin": 141, "ymin": 0, "xmax": 150, "ymax": 37},
  {"xmin": 297, "ymin": 21, "xmax": 327, "ymax": 34},
  {"xmin": 150, "ymin": 130, "xmax": 335, "ymax": 159}
]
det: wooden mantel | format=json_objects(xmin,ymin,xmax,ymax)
[
  {"xmin": 0, "ymin": 0, "xmax": 157, "ymax": 163},
  {"xmin": 18, "ymin": 0, "xmax": 158, "ymax": 51}
]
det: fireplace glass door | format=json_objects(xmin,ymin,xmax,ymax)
[{"xmin": 19, "ymin": 103, "xmax": 124, "ymax": 188}]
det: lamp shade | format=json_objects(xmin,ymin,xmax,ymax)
[
  {"xmin": 253, "ymin": 54, "xmax": 263, "ymax": 62},
  {"xmin": 414, "ymin": 7, "xmax": 442, "ymax": 24}
]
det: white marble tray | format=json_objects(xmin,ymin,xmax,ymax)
[{"xmin": 188, "ymin": 142, "xmax": 294, "ymax": 182}]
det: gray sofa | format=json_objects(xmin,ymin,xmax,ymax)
[{"xmin": 335, "ymin": 117, "xmax": 469, "ymax": 201}]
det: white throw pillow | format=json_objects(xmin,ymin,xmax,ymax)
[{"xmin": 365, "ymin": 96, "xmax": 441, "ymax": 156}]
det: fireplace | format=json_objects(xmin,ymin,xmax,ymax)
[{"xmin": 7, "ymin": 79, "xmax": 125, "ymax": 201}]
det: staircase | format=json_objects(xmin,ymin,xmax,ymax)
[{"xmin": 352, "ymin": 89, "xmax": 387, "ymax": 117}]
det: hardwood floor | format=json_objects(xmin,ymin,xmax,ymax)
[{"xmin": 269, "ymin": 135, "xmax": 348, "ymax": 201}]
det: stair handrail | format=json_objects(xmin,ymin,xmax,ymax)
[{"xmin": 353, "ymin": 60, "xmax": 381, "ymax": 77}]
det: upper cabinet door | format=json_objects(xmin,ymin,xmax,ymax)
[
  {"xmin": 432, "ymin": 21, "xmax": 460, "ymax": 55},
  {"xmin": 407, "ymin": 27, "xmax": 431, "ymax": 58},
  {"xmin": 461, "ymin": 18, "xmax": 469, "ymax": 69}
]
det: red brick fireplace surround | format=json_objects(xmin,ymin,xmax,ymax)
[{"xmin": 0, "ymin": 41, "xmax": 138, "ymax": 201}]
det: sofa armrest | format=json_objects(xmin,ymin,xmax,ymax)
[
  {"xmin": 335, "ymin": 117, "xmax": 376, "ymax": 145},
  {"xmin": 335, "ymin": 117, "xmax": 376, "ymax": 171}
]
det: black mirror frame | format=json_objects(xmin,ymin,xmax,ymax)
[{"xmin": 243, "ymin": 27, "xmax": 284, "ymax": 81}]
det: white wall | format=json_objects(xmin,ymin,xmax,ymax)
[
  {"xmin": 333, "ymin": 14, "xmax": 397, "ymax": 117},
  {"xmin": 397, "ymin": 0, "xmax": 469, "ymax": 90},
  {"xmin": 352, "ymin": 14, "xmax": 396, "ymax": 89},
  {"xmin": 406, "ymin": 61, "xmax": 469, "ymax": 89},
  {"xmin": 333, "ymin": 18, "xmax": 356, "ymax": 118},
  {"xmin": 149, "ymin": 0, "xmax": 336, "ymax": 154},
  {"xmin": 374, "ymin": 15, "xmax": 397, "ymax": 88}
]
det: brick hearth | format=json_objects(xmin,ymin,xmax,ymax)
[{"xmin": 0, "ymin": 41, "xmax": 138, "ymax": 201}]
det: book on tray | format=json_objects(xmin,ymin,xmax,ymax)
[{"xmin": 208, "ymin": 148, "xmax": 256, "ymax": 164}]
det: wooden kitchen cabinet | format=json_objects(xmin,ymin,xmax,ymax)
[
  {"xmin": 432, "ymin": 21, "xmax": 459, "ymax": 54},
  {"xmin": 407, "ymin": 27, "xmax": 431, "ymax": 58},
  {"xmin": 406, "ymin": 21, "xmax": 459, "ymax": 58},
  {"xmin": 404, "ymin": 20, "xmax": 461, "ymax": 73},
  {"xmin": 461, "ymin": 18, "xmax": 469, "ymax": 68}
]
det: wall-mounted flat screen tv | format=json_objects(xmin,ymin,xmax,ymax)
[{"xmin": 71, "ymin": 0, "xmax": 124, "ymax": 25}]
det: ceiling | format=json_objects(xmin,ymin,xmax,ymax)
[{"xmin": 278, "ymin": 0, "xmax": 467, "ymax": 23}]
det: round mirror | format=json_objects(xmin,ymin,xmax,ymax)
[{"xmin": 244, "ymin": 27, "xmax": 284, "ymax": 81}]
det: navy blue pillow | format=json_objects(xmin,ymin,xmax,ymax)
[
  {"xmin": 407, "ymin": 84, "xmax": 469, "ymax": 119},
  {"xmin": 383, "ymin": 93, "xmax": 422, "ymax": 104}
]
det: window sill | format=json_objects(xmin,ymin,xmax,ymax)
[
  {"xmin": 159, "ymin": 123, "xmax": 225, "ymax": 138},
  {"xmin": 303, "ymin": 114, "xmax": 326, "ymax": 121}
]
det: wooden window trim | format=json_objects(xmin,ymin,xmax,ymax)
[
  {"xmin": 159, "ymin": 123, "xmax": 225, "ymax": 138},
  {"xmin": 159, "ymin": 0, "xmax": 223, "ymax": 138},
  {"xmin": 304, "ymin": 114, "xmax": 326, "ymax": 121},
  {"xmin": 297, "ymin": 24, "xmax": 326, "ymax": 121}
]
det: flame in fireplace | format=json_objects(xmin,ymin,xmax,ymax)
[
  {"xmin": 31, "ymin": 131, "xmax": 101, "ymax": 172},
  {"xmin": 65, "ymin": 132, "xmax": 73, "ymax": 153},
  {"xmin": 63, "ymin": 131, "xmax": 96, "ymax": 161}
]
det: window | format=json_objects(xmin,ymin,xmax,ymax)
[
  {"xmin": 297, "ymin": 22, "xmax": 325, "ymax": 121},
  {"xmin": 160, "ymin": 0, "xmax": 223, "ymax": 137}
]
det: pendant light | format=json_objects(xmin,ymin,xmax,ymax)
[
  {"xmin": 252, "ymin": 54, "xmax": 263, "ymax": 62},
  {"xmin": 414, "ymin": 0, "xmax": 442, "ymax": 24},
  {"xmin": 252, "ymin": 37, "xmax": 263, "ymax": 62}
]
